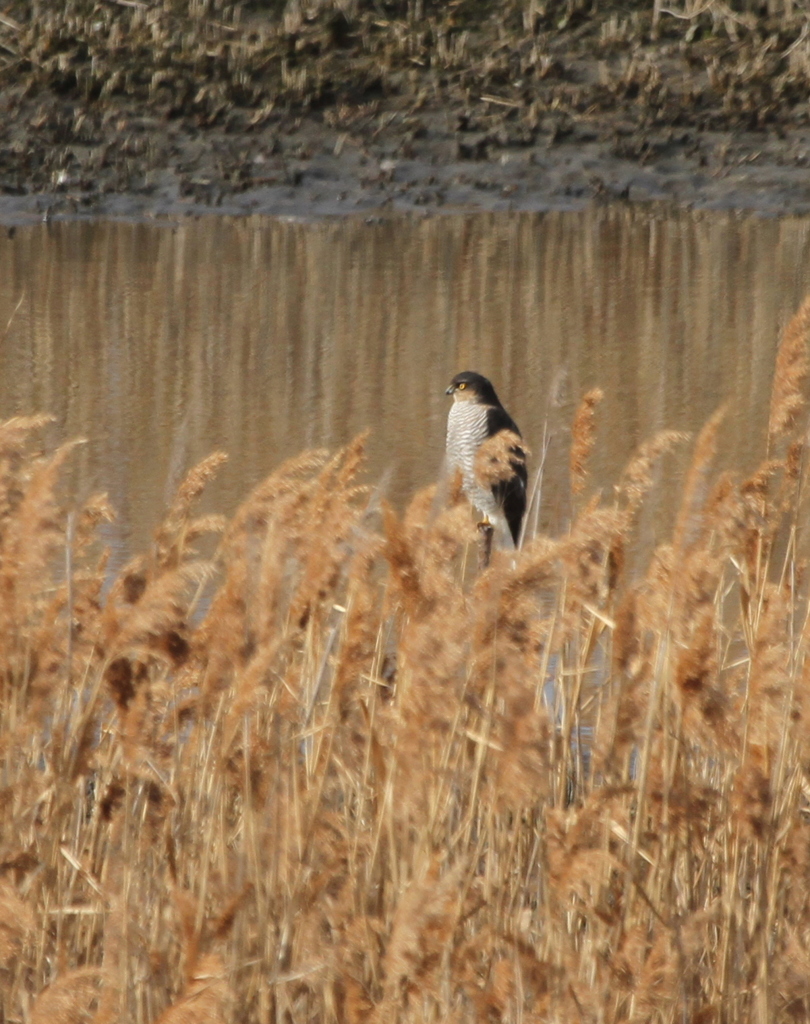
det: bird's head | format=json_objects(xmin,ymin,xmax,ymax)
[{"xmin": 446, "ymin": 371, "xmax": 500, "ymax": 405}]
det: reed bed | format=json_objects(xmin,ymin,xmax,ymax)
[{"xmin": 1, "ymin": 298, "xmax": 810, "ymax": 1023}]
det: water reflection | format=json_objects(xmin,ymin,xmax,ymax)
[{"xmin": 1, "ymin": 209, "xmax": 810, "ymax": 560}]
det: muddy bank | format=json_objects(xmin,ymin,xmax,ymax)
[
  {"xmin": 2, "ymin": 1, "xmax": 810, "ymax": 223},
  {"xmin": 2, "ymin": 120, "xmax": 810, "ymax": 224}
]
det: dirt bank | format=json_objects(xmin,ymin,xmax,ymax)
[{"xmin": 2, "ymin": 0, "xmax": 810, "ymax": 223}]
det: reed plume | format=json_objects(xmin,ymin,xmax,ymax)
[
  {"xmin": 570, "ymin": 386, "xmax": 603, "ymax": 499},
  {"xmin": 768, "ymin": 294, "xmax": 810, "ymax": 449},
  {"xmin": 2, "ymin": 295, "xmax": 810, "ymax": 1023}
]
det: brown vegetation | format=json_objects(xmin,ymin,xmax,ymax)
[
  {"xmin": 1, "ymin": 1, "xmax": 809, "ymax": 202},
  {"xmin": 1, "ymin": 295, "xmax": 810, "ymax": 1022}
]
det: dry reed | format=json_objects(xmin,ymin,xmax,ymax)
[{"xmin": 1, "ymin": 298, "xmax": 810, "ymax": 1023}]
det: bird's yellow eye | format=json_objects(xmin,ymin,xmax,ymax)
[{"xmin": 457, "ymin": 382, "xmax": 467, "ymax": 390}]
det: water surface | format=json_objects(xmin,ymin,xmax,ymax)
[{"xmin": 2, "ymin": 210, "xmax": 810, "ymax": 558}]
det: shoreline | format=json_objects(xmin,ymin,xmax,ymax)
[{"xmin": 4, "ymin": 125, "xmax": 810, "ymax": 226}]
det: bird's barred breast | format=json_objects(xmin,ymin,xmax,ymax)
[
  {"xmin": 446, "ymin": 403, "xmax": 490, "ymax": 476},
  {"xmin": 446, "ymin": 403, "xmax": 501, "ymax": 520}
]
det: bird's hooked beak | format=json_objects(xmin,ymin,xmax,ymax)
[{"xmin": 445, "ymin": 384, "xmax": 455, "ymax": 396}]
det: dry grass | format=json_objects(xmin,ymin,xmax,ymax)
[
  {"xmin": 2, "ymin": 297, "xmax": 810, "ymax": 1023},
  {"xmin": 2, "ymin": 0, "xmax": 810, "ymax": 199},
  {"xmin": 5, "ymin": 0, "xmax": 802, "ymax": 122}
]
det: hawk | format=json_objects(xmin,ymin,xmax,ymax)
[{"xmin": 445, "ymin": 371, "xmax": 528, "ymax": 547}]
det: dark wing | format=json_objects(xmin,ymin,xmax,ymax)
[
  {"xmin": 486, "ymin": 407, "xmax": 528, "ymax": 546},
  {"xmin": 485, "ymin": 405, "xmax": 521, "ymax": 438},
  {"xmin": 493, "ymin": 448, "xmax": 527, "ymax": 545}
]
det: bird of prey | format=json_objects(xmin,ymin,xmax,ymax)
[{"xmin": 445, "ymin": 371, "xmax": 528, "ymax": 547}]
